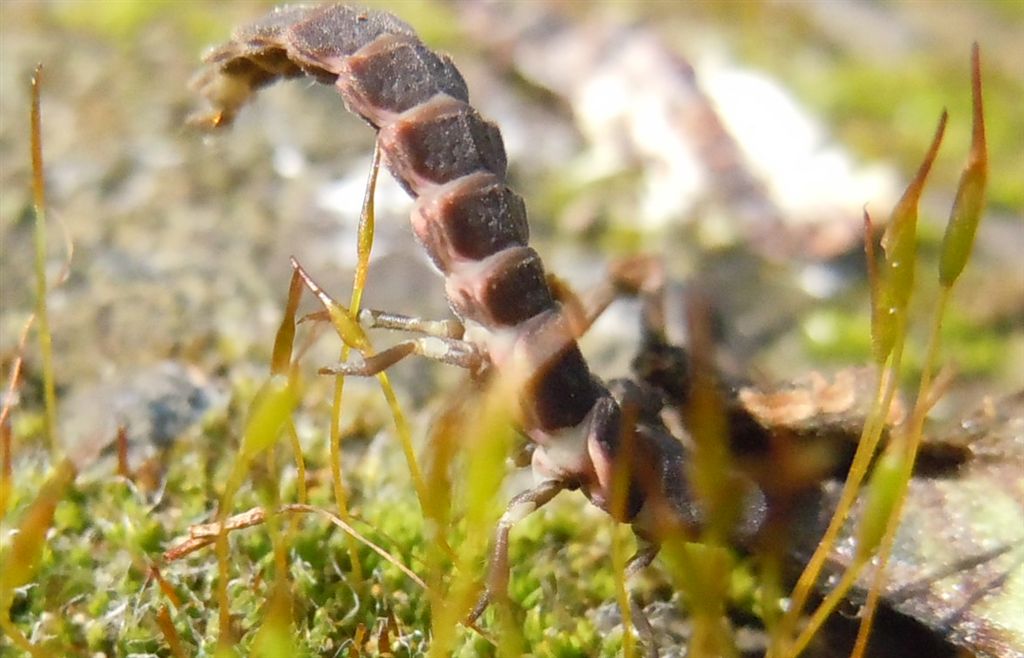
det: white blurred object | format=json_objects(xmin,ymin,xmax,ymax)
[{"xmin": 460, "ymin": 4, "xmax": 899, "ymax": 258}]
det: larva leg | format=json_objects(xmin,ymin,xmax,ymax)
[
  {"xmin": 355, "ymin": 309, "xmax": 464, "ymax": 339},
  {"xmin": 318, "ymin": 335, "xmax": 483, "ymax": 376},
  {"xmin": 625, "ymin": 539, "xmax": 663, "ymax": 658},
  {"xmin": 301, "ymin": 308, "xmax": 463, "ymax": 339},
  {"xmin": 466, "ymin": 479, "xmax": 566, "ymax": 624},
  {"xmin": 632, "ymin": 596, "xmax": 660, "ymax": 658},
  {"xmin": 625, "ymin": 539, "xmax": 661, "ymax": 578},
  {"xmin": 344, "ymin": 270, "xmax": 626, "ymax": 375},
  {"xmin": 548, "ymin": 254, "xmax": 669, "ymax": 342},
  {"xmin": 608, "ymin": 254, "xmax": 668, "ymax": 337},
  {"xmin": 298, "ymin": 307, "xmax": 464, "ymax": 340}
]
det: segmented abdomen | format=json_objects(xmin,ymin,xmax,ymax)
[{"xmin": 193, "ymin": 4, "xmax": 603, "ymax": 434}]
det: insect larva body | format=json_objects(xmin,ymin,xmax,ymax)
[
  {"xmin": 194, "ymin": 3, "xmax": 700, "ymax": 606},
  {"xmin": 197, "ymin": 4, "xmax": 614, "ymax": 443}
]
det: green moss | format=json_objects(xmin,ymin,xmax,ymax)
[
  {"xmin": 49, "ymin": 0, "xmax": 251, "ymax": 48},
  {"xmin": 802, "ymin": 307, "xmax": 874, "ymax": 362},
  {"xmin": 938, "ymin": 308, "xmax": 1006, "ymax": 375},
  {"xmin": 52, "ymin": 491, "xmax": 86, "ymax": 533}
]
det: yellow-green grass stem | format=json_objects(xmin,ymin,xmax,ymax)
[
  {"xmin": 789, "ymin": 559, "xmax": 865, "ymax": 657},
  {"xmin": 270, "ymin": 272, "xmax": 309, "ymax": 537},
  {"xmin": 758, "ymin": 552, "xmax": 785, "ymax": 648},
  {"xmin": 0, "ymin": 459, "xmax": 74, "ymax": 658},
  {"xmin": 853, "ymin": 44, "xmax": 985, "ymax": 657},
  {"xmin": 776, "ymin": 335, "xmax": 904, "ymax": 654},
  {"xmin": 1, "ymin": 68, "xmax": 75, "ymax": 658},
  {"xmin": 327, "ymin": 144, "xmax": 383, "ymax": 583},
  {"xmin": 154, "ymin": 605, "xmax": 188, "ymax": 658},
  {"xmin": 662, "ymin": 540, "xmax": 738, "ymax": 658},
  {"xmin": 612, "ymin": 522, "xmax": 637, "ymax": 658},
  {"xmin": 30, "ymin": 66, "xmax": 59, "ymax": 460},
  {"xmin": 426, "ymin": 379, "xmax": 517, "ymax": 657},
  {"xmin": 778, "ymin": 106, "xmax": 949, "ymax": 650},
  {"xmin": 215, "ymin": 376, "xmax": 298, "ymax": 651},
  {"xmin": 610, "ymin": 402, "xmax": 641, "ymax": 658},
  {"xmin": 850, "ymin": 286, "xmax": 954, "ymax": 658}
]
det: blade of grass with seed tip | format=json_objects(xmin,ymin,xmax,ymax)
[
  {"xmin": 940, "ymin": 44, "xmax": 987, "ymax": 289},
  {"xmin": 786, "ymin": 116, "xmax": 943, "ymax": 649},
  {"xmin": 351, "ymin": 146, "xmax": 438, "ymax": 549},
  {"xmin": 238, "ymin": 266, "xmax": 308, "ymax": 629},
  {"xmin": 872, "ymin": 110, "xmax": 947, "ymax": 364},
  {"xmin": 853, "ymin": 46, "xmax": 988, "ymax": 658},
  {"xmin": 30, "ymin": 65, "xmax": 60, "ymax": 460},
  {"xmin": 0, "ymin": 66, "xmax": 77, "ymax": 658},
  {"xmin": 777, "ymin": 107, "xmax": 949, "ymax": 656},
  {"xmin": 271, "ymin": 269, "xmax": 305, "ymax": 376},
  {"xmin": 327, "ymin": 143, "xmax": 383, "ymax": 584},
  {"xmin": 3, "ymin": 90, "xmax": 74, "ymax": 514}
]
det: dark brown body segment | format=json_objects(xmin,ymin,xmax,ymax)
[
  {"xmin": 284, "ymin": 5, "xmax": 415, "ymax": 74},
  {"xmin": 445, "ymin": 247, "xmax": 555, "ymax": 327},
  {"xmin": 412, "ymin": 173, "xmax": 529, "ymax": 274},
  {"xmin": 338, "ymin": 33, "xmax": 469, "ymax": 125},
  {"xmin": 528, "ymin": 345, "xmax": 604, "ymax": 430},
  {"xmin": 379, "ymin": 96, "xmax": 507, "ymax": 195}
]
